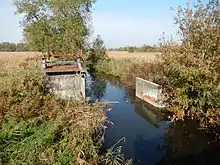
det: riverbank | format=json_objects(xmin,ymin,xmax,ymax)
[
  {"xmin": 88, "ymin": 73, "xmax": 220, "ymax": 165},
  {"xmin": 96, "ymin": 57, "xmax": 220, "ymax": 136},
  {"xmin": 0, "ymin": 54, "xmax": 130, "ymax": 164},
  {"xmin": 95, "ymin": 58, "xmax": 162, "ymax": 88}
]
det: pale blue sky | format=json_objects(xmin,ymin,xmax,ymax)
[{"xmin": 0, "ymin": 0, "xmax": 207, "ymax": 48}]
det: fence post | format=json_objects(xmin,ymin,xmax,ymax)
[{"xmin": 41, "ymin": 57, "xmax": 46, "ymax": 69}]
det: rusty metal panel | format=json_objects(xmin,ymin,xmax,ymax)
[
  {"xmin": 45, "ymin": 67, "xmax": 80, "ymax": 73},
  {"xmin": 46, "ymin": 61, "xmax": 77, "ymax": 65}
]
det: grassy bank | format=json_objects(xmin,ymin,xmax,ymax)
[
  {"xmin": 96, "ymin": 55, "xmax": 220, "ymax": 135},
  {"xmin": 96, "ymin": 58, "xmax": 162, "ymax": 87},
  {"xmin": 96, "ymin": 0, "xmax": 220, "ymax": 131},
  {"xmin": 0, "ymin": 54, "xmax": 131, "ymax": 164}
]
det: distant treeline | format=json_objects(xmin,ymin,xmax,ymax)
[
  {"xmin": 0, "ymin": 42, "xmax": 32, "ymax": 52},
  {"xmin": 108, "ymin": 45, "xmax": 160, "ymax": 52}
]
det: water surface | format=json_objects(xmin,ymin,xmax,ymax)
[
  {"xmin": 101, "ymin": 82, "xmax": 168, "ymax": 165},
  {"xmin": 87, "ymin": 77, "xmax": 220, "ymax": 165}
]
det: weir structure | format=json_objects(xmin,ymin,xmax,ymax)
[
  {"xmin": 41, "ymin": 51, "xmax": 86, "ymax": 101},
  {"xmin": 136, "ymin": 77, "xmax": 165, "ymax": 108},
  {"xmin": 135, "ymin": 98, "xmax": 166, "ymax": 128}
]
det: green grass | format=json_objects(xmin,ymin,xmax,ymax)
[{"xmin": 0, "ymin": 58, "xmax": 133, "ymax": 165}]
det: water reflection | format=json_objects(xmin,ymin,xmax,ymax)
[
  {"xmin": 156, "ymin": 119, "xmax": 220, "ymax": 165},
  {"xmin": 135, "ymin": 99, "xmax": 167, "ymax": 128},
  {"xmin": 88, "ymin": 76, "xmax": 220, "ymax": 165},
  {"xmin": 85, "ymin": 73, "xmax": 107, "ymax": 101},
  {"xmin": 92, "ymin": 80, "xmax": 167, "ymax": 164}
]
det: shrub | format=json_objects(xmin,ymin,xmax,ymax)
[
  {"xmin": 159, "ymin": 0, "xmax": 220, "ymax": 126},
  {"xmin": 0, "ymin": 57, "xmax": 131, "ymax": 164},
  {"xmin": 84, "ymin": 35, "xmax": 107, "ymax": 73},
  {"xmin": 0, "ymin": 60, "xmax": 106, "ymax": 164}
]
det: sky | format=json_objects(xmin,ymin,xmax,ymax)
[{"xmin": 0, "ymin": 0, "xmax": 207, "ymax": 48}]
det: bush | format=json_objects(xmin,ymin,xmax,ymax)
[
  {"xmin": 0, "ymin": 57, "xmax": 132, "ymax": 164},
  {"xmin": 159, "ymin": 0, "xmax": 220, "ymax": 126},
  {"xmin": 84, "ymin": 35, "xmax": 107, "ymax": 72},
  {"xmin": 0, "ymin": 60, "xmax": 105, "ymax": 164},
  {"xmin": 96, "ymin": 58, "xmax": 162, "ymax": 87}
]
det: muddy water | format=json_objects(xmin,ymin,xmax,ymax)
[{"xmin": 87, "ymin": 77, "xmax": 220, "ymax": 165}]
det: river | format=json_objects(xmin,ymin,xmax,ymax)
[{"xmin": 86, "ymin": 76, "xmax": 220, "ymax": 165}]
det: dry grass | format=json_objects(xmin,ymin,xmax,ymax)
[
  {"xmin": 0, "ymin": 52, "xmax": 41, "ymax": 70},
  {"xmin": 0, "ymin": 52, "xmax": 104, "ymax": 164},
  {"xmin": 96, "ymin": 51, "xmax": 162, "ymax": 87},
  {"xmin": 0, "ymin": 52, "xmax": 40, "ymax": 61},
  {"xmin": 0, "ymin": 52, "xmax": 130, "ymax": 164},
  {"xmin": 107, "ymin": 51, "xmax": 159, "ymax": 61}
]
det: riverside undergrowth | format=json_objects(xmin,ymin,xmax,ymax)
[
  {"xmin": 0, "ymin": 56, "xmax": 130, "ymax": 165},
  {"xmin": 96, "ymin": 0, "xmax": 220, "ymax": 137},
  {"xmin": 95, "ymin": 58, "xmax": 162, "ymax": 87}
]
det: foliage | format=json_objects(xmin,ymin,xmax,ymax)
[
  {"xmin": 159, "ymin": 0, "xmax": 220, "ymax": 126},
  {"xmin": 85, "ymin": 35, "xmax": 107, "ymax": 72},
  {"xmin": 0, "ymin": 54, "xmax": 131, "ymax": 164},
  {"xmin": 14, "ymin": 0, "xmax": 95, "ymax": 54},
  {"xmin": 96, "ymin": 58, "xmax": 162, "ymax": 87},
  {"xmin": 109, "ymin": 45, "xmax": 160, "ymax": 53},
  {"xmin": 0, "ymin": 42, "xmax": 30, "ymax": 52},
  {"xmin": 128, "ymin": 47, "xmax": 135, "ymax": 53},
  {"xmin": 97, "ymin": 0, "xmax": 220, "ymax": 132},
  {"xmin": 99, "ymin": 138, "xmax": 132, "ymax": 165},
  {"xmin": 0, "ymin": 59, "xmax": 106, "ymax": 164}
]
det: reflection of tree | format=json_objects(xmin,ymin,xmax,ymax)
[
  {"xmin": 133, "ymin": 134, "xmax": 168, "ymax": 165},
  {"xmin": 155, "ymin": 119, "xmax": 220, "ymax": 165},
  {"xmin": 133, "ymin": 134, "xmax": 150, "ymax": 165},
  {"xmin": 94, "ymin": 73, "xmax": 137, "ymax": 103},
  {"xmin": 92, "ymin": 80, "xmax": 106, "ymax": 100},
  {"xmin": 86, "ymin": 76, "xmax": 107, "ymax": 101},
  {"xmin": 107, "ymin": 76, "xmax": 136, "ymax": 103}
]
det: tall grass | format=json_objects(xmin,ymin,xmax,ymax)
[
  {"xmin": 0, "ymin": 58, "xmax": 105, "ymax": 164},
  {"xmin": 97, "ymin": 0, "xmax": 220, "ymax": 137},
  {"xmin": 96, "ymin": 58, "xmax": 162, "ymax": 87},
  {"xmin": 0, "ymin": 56, "xmax": 131, "ymax": 164}
]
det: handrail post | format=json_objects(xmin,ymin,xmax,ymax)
[{"xmin": 41, "ymin": 57, "xmax": 46, "ymax": 69}]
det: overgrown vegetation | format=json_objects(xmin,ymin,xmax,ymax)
[
  {"xmin": 96, "ymin": 58, "xmax": 161, "ymax": 86},
  {"xmin": 0, "ymin": 58, "xmax": 104, "ymax": 164},
  {"xmin": 3, "ymin": 0, "xmax": 131, "ymax": 164},
  {"xmin": 108, "ymin": 45, "xmax": 160, "ymax": 53},
  {"xmin": 98, "ymin": 0, "xmax": 220, "ymax": 132},
  {"xmin": 0, "ymin": 57, "xmax": 131, "ymax": 164},
  {"xmin": 158, "ymin": 0, "xmax": 220, "ymax": 127},
  {"xmin": 0, "ymin": 42, "xmax": 31, "ymax": 52}
]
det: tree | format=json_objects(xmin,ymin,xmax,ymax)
[
  {"xmin": 85, "ymin": 35, "xmax": 106, "ymax": 72},
  {"xmin": 16, "ymin": 43, "xmax": 29, "ymax": 51},
  {"xmin": 14, "ymin": 0, "xmax": 95, "ymax": 55},
  {"xmin": 128, "ymin": 46, "xmax": 135, "ymax": 53},
  {"xmin": 0, "ymin": 42, "xmax": 26, "ymax": 52},
  {"xmin": 159, "ymin": 0, "xmax": 220, "ymax": 126}
]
